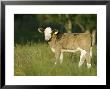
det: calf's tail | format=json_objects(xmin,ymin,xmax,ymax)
[
  {"xmin": 90, "ymin": 30, "xmax": 96, "ymax": 58},
  {"xmin": 91, "ymin": 30, "xmax": 96, "ymax": 46}
]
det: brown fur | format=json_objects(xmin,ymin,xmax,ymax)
[
  {"xmin": 48, "ymin": 33, "xmax": 93, "ymax": 65},
  {"xmin": 49, "ymin": 33, "xmax": 91, "ymax": 52}
]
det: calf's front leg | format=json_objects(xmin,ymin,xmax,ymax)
[
  {"xmin": 60, "ymin": 52, "xmax": 63, "ymax": 64},
  {"xmin": 54, "ymin": 51, "xmax": 61, "ymax": 64}
]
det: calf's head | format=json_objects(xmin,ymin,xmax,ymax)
[{"xmin": 38, "ymin": 27, "xmax": 58, "ymax": 41}]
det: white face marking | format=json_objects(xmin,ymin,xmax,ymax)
[{"xmin": 44, "ymin": 27, "xmax": 52, "ymax": 41}]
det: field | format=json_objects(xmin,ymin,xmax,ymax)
[
  {"xmin": 14, "ymin": 14, "xmax": 97, "ymax": 76},
  {"xmin": 14, "ymin": 42, "xmax": 97, "ymax": 76}
]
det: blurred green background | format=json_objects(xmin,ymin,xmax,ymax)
[{"xmin": 14, "ymin": 14, "xmax": 97, "ymax": 45}]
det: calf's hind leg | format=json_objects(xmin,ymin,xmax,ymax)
[
  {"xmin": 78, "ymin": 49, "xmax": 87, "ymax": 67},
  {"xmin": 85, "ymin": 52, "xmax": 91, "ymax": 68}
]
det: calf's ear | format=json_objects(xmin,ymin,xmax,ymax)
[
  {"xmin": 54, "ymin": 29, "xmax": 58, "ymax": 34},
  {"xmin": 38, "ymin": 28, "xmax": 44, "ymax": 33}
]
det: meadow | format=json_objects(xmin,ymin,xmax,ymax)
[{"xmin": 14, "ymin": 42, "xmax": 97, "ymax": 76}]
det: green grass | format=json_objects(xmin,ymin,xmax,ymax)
[{"xmin": 14, "ymin": 43, "xmax": 97, "ymax": 76}]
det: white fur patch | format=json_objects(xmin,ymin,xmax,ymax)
[
  {"xmin": 55, "ymin": 62, "xmax": 57, "ymax": 65},
  {"xmin": 87, "ymin": 63, "xmax": 91, "ymax": 68},
  {"xmin": 78, "ymin": 48, "xmax": 87, "ymax": 67},
  {"xmin": 61, "ymin": 48, "xmax": 86, "ymax": 54},
  {"xmin": 79, "ymin": 61, "xmax": 84, "ymax": 67},
  {"xmin": 51, "ymin": 47, "xmax": 55, "ymax": 52},
  {"xmin": 60, "ymin": 52, "xmax": 63, "ymax": 64},
  {"xmin": 61, "ymin": 49, "xmax": 79, "ymax": 53},
  {"xmin": 80, "ymin": 49, "xmax": 87, "ymax": 59},
  {"xmin": 44, "ymin": 27, "xmax": 52, "ymax": 41}
]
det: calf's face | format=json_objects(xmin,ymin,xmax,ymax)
[
  {"xmin": 38, "ymin": 27, "xmax": 58, "ymax": 41},
  {"xmin": 44, "ymin": 27, "xmax": 52, "ymax": 41}
]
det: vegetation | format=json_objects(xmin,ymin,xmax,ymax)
[
  {"xmin": 14, "ymin": 14, "xmax": 97, "ymax": 76},
  {"xmin": 14, "ymin": 43, "xmax": 97, "ymax": 76}
]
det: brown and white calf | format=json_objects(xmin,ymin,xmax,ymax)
[{"xmin": 38, "ymin": 27, "xmax": 95, "ymax": 68}]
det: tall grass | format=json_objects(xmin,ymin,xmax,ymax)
[{"xmin": 14, "ymin": 43, "xmax": 97, "ymax": 76}]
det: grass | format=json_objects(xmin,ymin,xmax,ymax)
[{"xmin": 14, "ymin": 42, "xmax": 97, "ymax": 76}]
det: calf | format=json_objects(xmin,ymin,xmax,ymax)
[{"xmin": 38, "ymin": 27, "xmax": 95, "ymax": 68}]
